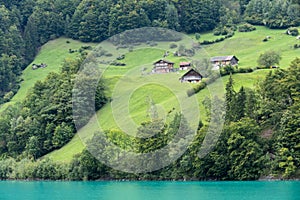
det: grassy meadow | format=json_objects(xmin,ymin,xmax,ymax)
[{"xmin": 1, "ymin": 26, "xmax": 298, "ymax": 162}]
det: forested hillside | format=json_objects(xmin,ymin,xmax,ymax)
[
  {"xmin": 0, "ymin": 0, "xmax": 299, "ymax": 103},
  {"xmin": 0, "ymin": 0, "xmax": 299, "ymax": 180}
]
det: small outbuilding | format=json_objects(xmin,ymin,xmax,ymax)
[
  {"xmin": 210, "ymin": 55, "xmax": 239, "ymax": 68},
  {"xmin": 152, "ymin": 59, "xmax": 175, "ymax": 73},
  {"xmin": 180, "ymin": 69, "xmax": 203, "ymax": 83},
  {"xmin": 179, "ymin": 62, "xmax": 192, "ymax": 70}
]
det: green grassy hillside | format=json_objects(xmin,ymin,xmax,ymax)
[
  {"xmin": 1, "ymin": 26, "xmax": 298, "ymax": 162},
  {"xmin": 0, "ymin": 38, "xmax": 97, "ymax": 112},
  {"xmin": 198, "ymin": 26, "xmax": 299, "ymax": 69}
]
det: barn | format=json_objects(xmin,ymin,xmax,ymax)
[
  {"xmin": 179, "ymin": 62, "xmax": 192, "ymax": 70},
  {"xmin": 152, "ymin": 59, "xmax": 175, "ymax": 73},
  {"xmin": 180, "ymin": 69, "xmax": 203, "ymax": 83},
  {"xmin": 210, "ymin": 55, "xmax": 239, "ymax": 68}
]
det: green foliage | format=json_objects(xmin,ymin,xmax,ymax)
[
  {"xmin": 238, "ymin": 23, "xmax": 256, "ymax": 32},
  {"xmin": 257, "ymin": 51, "xmax": 282, "ymax": 68},
  {"xmin": 286, "ymin": 27, "xmax": 299, "ymax": 36},
  {"xmin": 244, "ymin": 0, "xmax": 300, "ymax": 28},
  {"xmin": 195, "ymin": 33, "xmax": 201, "ymax": 40},
  {"xmin": 178, "ymin": 0, "xmax": 222, "ymax": 33},
  {"xmin": 0, "ymin": 58, "xmax": 107, "ymax": 159}
]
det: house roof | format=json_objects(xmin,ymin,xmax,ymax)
[
  {"xmin": 180, "ymin": 69, "xmax": 203, "ymax": 79},
  {"xmin": 210, "ymin": 55, "xmax": 239, "ymax": 62},
  {"xmin": 153, "ymin": 59, "xmax": 174, "ymax": 65},
  {"xmin": 179, "ymin": 62, "xmax": 191, "ymax": 66}
]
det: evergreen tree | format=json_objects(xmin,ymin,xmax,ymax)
[
  {"xmin": 23, "ymin": 16, "xmax": 39, "ymax": 63},
  {"xmin": 233, "ymin": 86, "xmax": 246, "ymax": 121},
  {"xmin": 225, "ymin": 75, "xmax": 236, "ymax": 122}
]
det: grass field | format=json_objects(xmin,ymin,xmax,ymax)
[
  {"xmin": 1, "ymin": 26, "xmax": 298, "ymax": 162},
  {"xmin": 198, "ymin": 26, "xmax": 300, "ymax": 69},
  {"xmin": 0, "ymin": 38, "xmax": 97, "ymax": 112}
]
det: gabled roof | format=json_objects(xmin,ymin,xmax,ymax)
[
  {"xmin": 179, "ymin": 62, "xmax": 191, "ymax": 66},
  {"xmin": 153, "ymin": 59, "xmax": 174, "ymax": 65},
  {"xmin": 210, "ymin": 55, "xmax": 239, "ymax": 62},
  {"xmin": 181, "ymin": 69, "xmax": 203, "ymax": 78}
]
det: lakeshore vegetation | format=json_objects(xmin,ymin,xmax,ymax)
[{"xmin": 0, "ymin": 0, "xmax": 299, "ymax": 180}]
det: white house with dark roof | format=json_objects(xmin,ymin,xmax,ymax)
[{"xmin": 210, "ymin": 55, "xmax": 239, "ymax": 69}]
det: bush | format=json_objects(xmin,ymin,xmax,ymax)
[
  {"xmin": 257, "ymin": 51, "xmax": 282, "ymax": 68},
  {"xmin": 213, "ymin": 29, "xmax": 222, "ymax": 36},
  {"xmin": 195, "ymin": 33, "xmax": 201, "ymax": 40},
  {"xmin": 187, "ymin": 82, "xmax": 207, "ymax": 97},
  {"xmin": 111, "ymin": 61, "xmax": 126, "ymax": 66},
  {"xmin": 69, "ymin": 49, "xmax": 77, "ymax": 53},
  {"xmin": 117, "ymin": 55, "xmax": 125, "ymax": 60},
  {"xmin": 116, "ymin": 45, "xmax": 128, "ymax": 49},
  {"xmin": 244, "ymin": 16, "xmax": 264, "ymax": 26},
  {"xmin": 81, "ymin": 45, "xmax": 93, "ymax": 50},
  {"xmin": 170, "ymin": 43, "xmax": 178, "ymax": 49},
  {"xmin": 105, "ymin": 53, "xmax": 113, "ymax": 57},
  {"xmin": 238, "ymin": 23, "xmax": 256, "ymax": 32},
  {"xmin": 236, "ymin": 68, "xmax": 254, "ymax": 73},
  {"xmin": 3, "ymin": 91, "xmax": 14, "ymax": 102},
  {"xmin": 294, "ymin": 44, "xmax": 300, "ymax": 49},
  {"xmin": 201, "ymin": 40, "xmax": 214, "ymax": 45},
  {"xmin": 286, "ymin": 27, "xmax": 299, "ymax": 36}
]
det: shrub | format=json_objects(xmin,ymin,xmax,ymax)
[
  {"xmin": 111, "ymin": 61, "xmax": 126, "ymax": 66},
  {"xmin": 195, "ymin": 33, "xmax": 201, "ymax": 40},
  {"xmin": 128, "ymin": 46, "xmax": 134, "ymax": 52},
  {"xmin": 170, "ymin": 43, "xmax": 178, "ymax": 49},
  {"xmin": 149, "ymin": 42, "xmax": 157, "ymax": 47},
  {"xmin": 117, "ymin": 55, "xmax": 125, "ymax": 60},
  {"xmin": 187, "ymin": 89, "xmax": 195, "ymax": 97},
  {"xmin": 213, "ymin": 29, "xmax": 221, "ymax": 36},
  {"xmin": 236, "ymin": 68, "xmax": 254, "ymax": 73},
  {"xmin": 3, "ymin": 91, "xmax": 14, "ymax": 102},
  {"xmin": 69, "ymin": 49, "xmax": 77, "ymax": 53},
  {"xmin": 201, "ymin": 40, "xmax": 214, "ymax": 45},
  {"xmin": 116, "ymin": 45, "xmax": 128, "ymax": 49},
  {"xmin": 286, "ymin": 27, "xmax": 299, "ymax": 36},
  {"xmin": 257, "ymin": 51, "xmax": 282, "ymax": 68},
  {"xmin": 238, "ymin": 23, "xmax": 256, "ymax": 32},
  {"xmin": 187, "ymin": 82, "xmax": 207, "ymax": 97},
  {"xmin": 81, "ymin": 45, "xmax": 93, "ymax": 50},
  {"xmin": 106, "ymin": 53, "xmax": 113, "ymax": 57}
]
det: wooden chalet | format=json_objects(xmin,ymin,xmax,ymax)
[
  {"xmin": 152, "ymin": 59, "xmax": 175, "ymax": 73},
  {"xmin": 210, "ymin": 55, "xmax": 239, "ymax": 68},
  {"xmin": 179, "ymin": 62, "xmax": 192, "ymax": 70},
  {"xmin": 180, "ymin": 69, "xmax": 203, "ymax": 83}
]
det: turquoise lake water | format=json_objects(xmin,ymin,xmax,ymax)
[{"xmin": 0, "ymin": 181, "xmax": 299, "ymax": 200}]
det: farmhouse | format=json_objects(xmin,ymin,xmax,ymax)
[
  {"xmin": 179, "ymin": 62, "xmax": 192, "ymax": 70},
  {"xmin": 210, "ymin": 55, "xmax": 239, "ymax": 68},
  {"xmin": 180, "ymin": 69, "xmax": 203, "ymax": 83},
  {"xmin": 152, "ymin": 59, "xmax": 175, "ymax": 73}
]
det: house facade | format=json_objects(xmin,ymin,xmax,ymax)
[
  {"xmin": 210, "ymin": 55, "xmax": 239, "ymax": 68},
  {"xmin": 152, "ymin": 59, "xmax": 175, "ymax": 73},
  {"xmin": 180, "ymin": 69, "xmax": 203, "ymax": 83},
  {"xmin": 179, "ymin": 62, "xmax": 192, "ymax": 70}
]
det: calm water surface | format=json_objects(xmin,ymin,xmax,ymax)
[{"xmin": 0, "ymin": 181, "xmax": 299, "ymax": 200}]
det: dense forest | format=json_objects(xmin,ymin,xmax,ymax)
[
  {"xmin": 0, "ymin": 0, "xmax": 300, "ymax": 104},
  {"xmin": 0, "ymin": 0, "xmax": 299, "ymax": 180}
]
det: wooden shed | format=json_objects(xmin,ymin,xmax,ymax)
[
  {"xmin": 180, "ymin": 69, "xmax": 203, "ymax": 83},
  {"xmin": 210, "ymin": 55, "xmax": 239, "ymax": 68},
  {"xmin": 152, "ymin": 59, "xmax": 175, "ymax": 73},
  {"xmin": 179, "ymin": 62, "xmax": 192, "ymax": 70}
]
